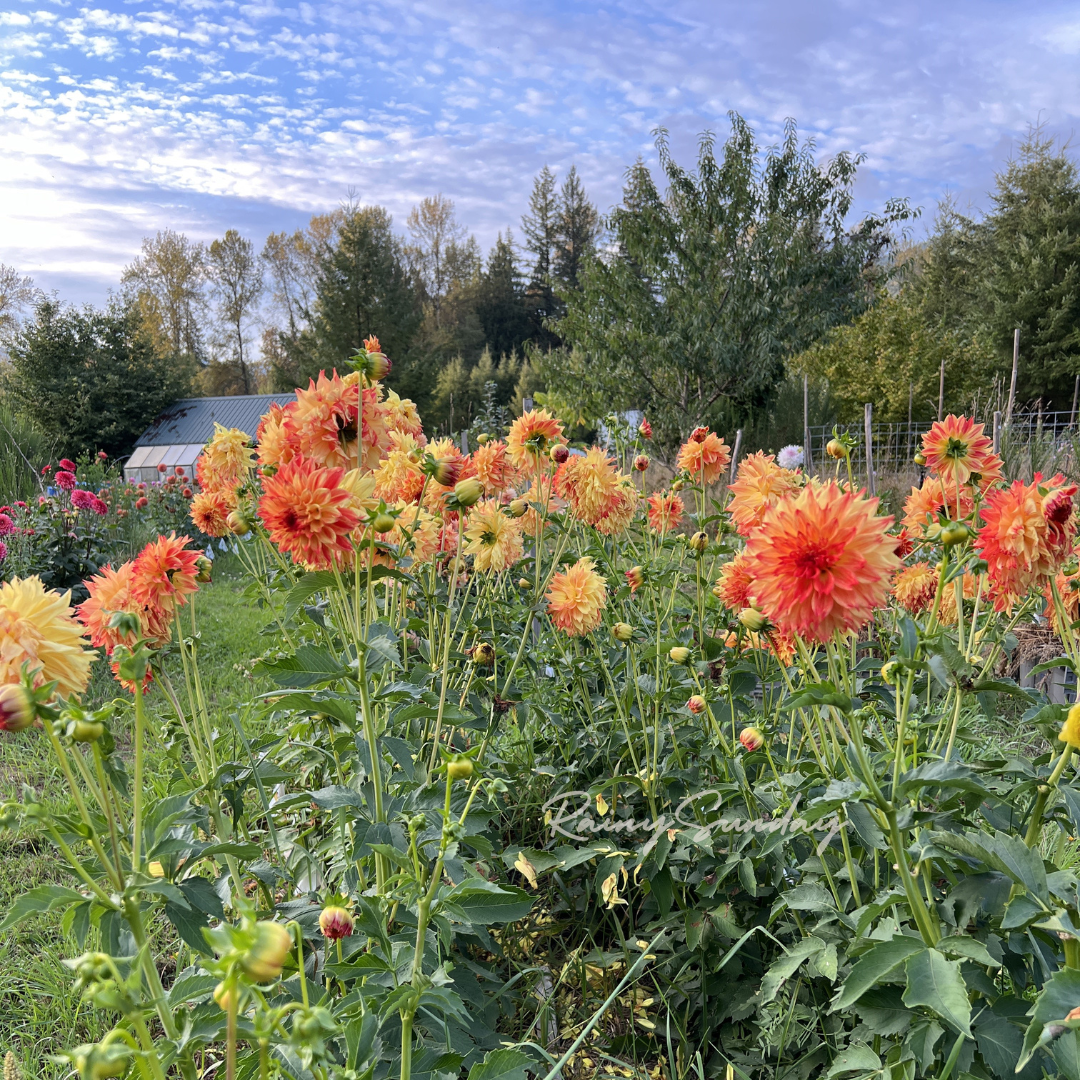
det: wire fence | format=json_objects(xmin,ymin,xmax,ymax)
[{"xmin": 805, "ymin": 409, "xmax": 1080, "ymax": 486}]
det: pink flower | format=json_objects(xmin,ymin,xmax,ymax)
[
  {"xmin": 71, "ymin": 490, "xmax": 95, "ymax": 511},
  {"xmin": 0, "ymin": 514, "xmax": 12, "ymax": 536},
  {"xmin": 97, "ymin": 451, "xmax": 108, "ymax": 461},
  {"xmin": 16, "ymin": 502, "xmax": 26, "ymax": 508},
  {"xmin": 55, "ymin": 471, "xmax": 76, "ymax": 491},
  {"xmin": 41, "ymin": 465, "xmax": 52, "ymax": 475},
  {"xmin": 59, "ymin": 458, "xmax": 77, "ymax": 472},
  {"xmin": 157, "ymin": 463, "xmax": 167, "ymax": 473},
  {"xmin": 0, "ymin": 540, "xmax": 7, "ymax": 563},
  {"xmin": 90, "ymin": 496, "xmax": 108, "ymax": 516}
]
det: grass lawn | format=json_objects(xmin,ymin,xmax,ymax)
[{"xmin": 0, "ymin": 553, "xmax": 270, "ymax": 1078}]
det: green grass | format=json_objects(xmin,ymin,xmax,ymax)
[{"xmin": 0, "ymin": 552, "xmax": 270, "ymax": 1077}]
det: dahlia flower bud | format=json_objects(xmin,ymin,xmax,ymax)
[
  {"xmin": 182, "ymin": 487, "xmax": 193, "ymax": 499},
  {"xmin": 669, "ymin": 646, "xmax": 691, "ymax": 664},
  {"xmin": 372, "ymin": 512, "xmax": 396, "ymax": 534},
  {"xmin": 508, "ymin": 498, "xmax": 527, "ymax": 518},
  {"xmin": 477, "ymin": 433, "xmax": 491, "ymax": 445},
  {"xmin": 686, "ymin": 694, "xmax": 706, "ymax": 715},
  {"xmin": 226, "ymin": 510, "xmax": 250, "ymax": 536},
  {"xmin": 351, "ymin": 348, "xmax": 391, "ymax": 381},
  {"xmin": 739, "ymin": 726, "xmax": 764, "ymax": 752},
  {"xmin": 738, "ymin": 607, "xmax": 768, "ymax": 633},
  {"xmin": 407, "ymin": 448, "xmax": 423, "ymax": 464},
  {"xmin": 940, "ymin": 522, "xmax": 970, "ymax": 546},
  {"xmin": 611, "ymin": 622, "xmax": 633, "ymax": 643},
  {"xmin": 453, "ymin": 477, "xmax": 484, "ymax": 507},
  {"xmin": 239, "ymin": 920, "xmax": 293, "ymax": 983},
  {"xmin": 689, "ymin": 426, "xmax": 709, "ymax": 443},
  {"xmin": 472, "ymin": 642, "xmax": 496, "ymax": 667},
  {"xmin": 671, "ymin": 480, "xmax": 684, "ymax": 492},
  {"xmin": 625, "ymin": 566, "xmax": 644, "ymax": 592},
  {"xmin": 689, "ymin": 531, "xmax": 709, "ymax": 554},
  {"xmin": 633, "ymin": 455, "xmax": 649, "ymax": 472},
  {"xmin": 550, "ymin": 444, "xmax": 569, "ymax": 464},
  {"xmin": 825, "ymin": 439, "xmax": 847, "ymax": 460},
  {"xmin": 68, "ymin": 1043, "xmax": 130, "ymax": 1080},
  {"xmin": 0, "ymin": 684, "xmax": 35, "ymax": 732},
  {"xmin": 913, "ymin": 451, "xmax": 927, "ymax": 467},
  {"xmin": 517, "ymin": 577, "xmax": 531, "ymax": 590},
  {"xmin": 880, "ymin": 660, "xmax": 898, "ymax": 685},
  {"xmin": 638, "ymin": 417, "xmax": 652, "ymax": 440},
  {"xmin": 195, "ymin": 555, "xmax": 213, "ymax": 583},
  {"xmin": 71, "ymin": 720, "xmax": 104, "ymax": 743},
  {"xmin": 213, "ymin": 981, "xmax": 238, "ymax": 1012},
  {"xmin": 318, "ymin": 906, "xmax": 355, "ymax": 941},
  {"xmin": 447, "ymin": 756, "xmax": 474, "ymax": 781},
  {"xmin": 426, "ymin": 455, "xmax": 463, "ymax": 488}
]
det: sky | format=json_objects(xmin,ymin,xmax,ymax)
[{"xmin": 2, "ymin": 0, "xmax": 1080, "ymax": 305}]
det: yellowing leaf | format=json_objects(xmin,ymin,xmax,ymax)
[
  {"xmin": 514, "ymin": 852, "xmax": 538, "ymax": 889},
  {"xmin": 600, "ymin": 872, "xmax": 627, "ymax": 909},
  {"xmin": 596, "ymin": 792, "xmax": 609, "ymax": 816}
]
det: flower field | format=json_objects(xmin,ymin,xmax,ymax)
[{"xmin": 5, "ymin": 342, "xmax": 1080, "ymax": 1080}]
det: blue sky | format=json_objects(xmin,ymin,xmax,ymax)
[{"xmin": 2, "ymin": 0, "xmax": 1080, "ymax": 304}]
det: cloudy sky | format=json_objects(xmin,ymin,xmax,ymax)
[{"xmin": 1, "ymin": 0, "xmax": 1079, "ymax": 304}]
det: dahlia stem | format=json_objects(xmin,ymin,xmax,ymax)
[{"xmin": 132, "ymin": 680, "xmax": 146, "ymax": 870}]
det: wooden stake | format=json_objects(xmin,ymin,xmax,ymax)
[
  {"xmin": 864, "ymin": 402, "xmax": 875, "ymax": 496},
  {"xmin": 729, "ymin": 429, "xmax": 743, "ymax": 480},
  {"xmin": 1006, "ymin": 328, "xmax": 1020, "ymax": 424},
  {"xmin": 938, "ymin": 356, "xmax": 945, "ymax": 421},
  {"xmin": 1072, "ymin": 374, "xmax": 1079, "ymax": 427},
  {"xmin": 803, "ymin": 373, "xmax": 812, "ymax": 475},
  {"xmin": 993, "ymin": 410, "xmax": 1002, "ymax": 455}
]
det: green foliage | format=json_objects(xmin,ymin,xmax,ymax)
[
  {"xmin": 551, "ymin": 114, "xmax": 915, "ymax": 443},
  {"xmin": 0, "ymin": 401, "xmax": 50, "ymax": 503},
  {"xmin": 796, "ymin": 290, "xmax": 999, "ymax": 422},
  {"xmin": 3, "ymin": 299, "xmax": 192, "ymax": 459}
]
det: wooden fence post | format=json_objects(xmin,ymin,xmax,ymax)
[
  {"xmin": 729, "ymin": 429, "xmax": 743, "ymax": 480},
  {"xmin": 993, "ymin": 410, "xmax": 1002, "ymax": 455},
  {"xmin": 803, "ymin": 373, "xmax": 813, "ymax": 476},
  {"xmin": 1006, "ymin": 329, "xmax": 1019, "ymax": 425},
  {"xmin": 864, "ymin": 403, "xmax": 875, "ymax": 495}
]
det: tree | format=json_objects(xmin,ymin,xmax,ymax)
[
  {"xmin": 405, "ymin": 196, "xmax": 478, "ymax": 326},
  {"xmin": 475, "ymin": 231, "xmax": 531, "ymax": 360},
  {"xmin": 4, "ymin": 299, "xmax": 192, "ymax": 458},
  {"xmin": 553, "ymin": 166, "xmax": 599, "ymax": 292},
  {"xmin": 521, "ymin": 166, "xmax": 560, "ymax": 346},
  {"xmin": 204, "ymin": 230, "xmax": 264, "ymax": 395},
  {"xmin": 0, "ymin": 265, "xmax": 38, "ymax": 338},
  {"xmin": 122, "ymin": 230, "xmax": 206, "ymax": 363},
  {"xmin": 795, "ymin": 291, "xmax": 998, "ymax": 423},
  {"xmin": 551, "ymin": 115, "xmax": 914, "ymax": 442},
  {"xmin": 978, "ymin": 127, "xmax": 1080, "ymax": 407},
  {"xmin": 281, "ymin": 203, "xmax": 423, "ymax": 395}
]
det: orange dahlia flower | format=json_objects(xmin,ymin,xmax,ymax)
[
  {"xmin": 727, "ymin": 452, "xmax": 802, "ymax": 536},
  {"xmin": 463, "ymin": 501, "xmax": 524, "ymax": 573},
  {"xmin": 257, "ymin": 402, "xmax": 296, "ymax": 469},
  {"xmin": 1045, "ymin": 555, "xmax": 1080, "ymax": 636},
  {"xmin": 647, "ymin": 490, "xmax": 684, "ymax": 535},
  {"xmin": 78, "ymin": 562, "xmax": 172, "ymax": 652},
  {"xmin": 558, "ymin": 448, "xmax": 622, "ymax": 527},
  {"xmin": 939, "ymin": 570, "xmax": 984, "ymax": 626},
  {"xmin": 976, "ymin": 473, "xmax": 1078, "ymax": 611},
  {"xmin": 676, "ymin": 429, "xmax": 730, "ymax": 486},
  {"xmin": 284, "ymin": 371, "xmax": 360, "ymax": 470},
  {"xmin": 258, "ymin": 456, "xmax": 360, "ymax": 570},
  {"xmin": 373, "ymin": 431, "xmax": 425, "ymax": 504},
  {"xmin": 380, "ymin": 389, "xmax": 425, "ymax": 443},
  {"xmin": 902, "ymin": 476, "xmax": 974, "ymax": 536},
  {"xmin": 742, "ymin": 481, "xmax": 900, "ymax": 642},
  {"xmin": 713, "ymin": 552, "xmax": 756, "ymax": 610},
  {"xmin": 198, "ymin": 424, "xmax": 255, "ymax": 490},
  {"xmin": 389, "ymin": 502, "xmax": 441, "ymax": 564},
  {"xmin": 595, "ymin": 480, "xmax": 639, "ymax": 537},
  {"xmin": 131, "ymin": 534, "xmax": 201, "ymax": 610},
  {"xmin": 472, "ymin": 440, "xmax": 516, "ymax": 495},
  {"xmin": 190, "ymin": 489, "xmax": 237, "ymax": 539},
  {"xmin": 0, "ymin": 576, "xmax": 95, "ymax": 695},
  {"xmin": 892, "ymin": 561, "xmax": 938, "ymax": 615},
  {"xmin": 506, "ymin": 408, "xmax": 565, "ymax": 472},
  {"xmin": 546, "ymin": 557, "xmax": 607, "ymax": 636},
  {"xmin": 921, "ymin": 414, "xmax": 1003, "ymax": 488}
]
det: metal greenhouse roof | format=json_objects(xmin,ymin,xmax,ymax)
[{"xmin": 134, "ymin": 394, "xmax": 295, "ymax": 448}]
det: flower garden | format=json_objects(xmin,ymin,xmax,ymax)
[{"xmin": 6, "ymin": 339, "xmax": 1080, "ymax": 1080}]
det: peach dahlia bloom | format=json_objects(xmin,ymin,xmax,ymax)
[
  {"xmin": 131, "ymin": 534, "xmax": 201, "ymax": 610},
  {"xmin": 78, "ymin": 562, "xmax": 172, "ymax": 652},
  {"xmin": 198, "ymin": 424, "xmax": 255, "ymax": 490},
  {"xmin": 190, "ymin": 488, "xmax": 236, "ymax": 539},
  {"xmin": 902, "ymin": 476, "xmax": 974, "ymax": 536},
  {"xmin": 594, "ymin": 480, "xmax": 639, "ymax": 537},
  {"xmin": 742, "ymin": 481, "xmax": 900, "ymax": 642},
  {"xmin": 647, "ymin": 491, "xmax": 684, "ymax": 535},
  {"xmin": 472, "ymin": 440, "xmax": 516, "ymax": 495},
  {"xmin": 727, "ymin": 452, "xmax": 802, "ymax": 537},
  {"xmin": 256, "ymin": 402, "xmax": 296, "ymax": 470},
  {"xmin": 921, "ymin": 414, "xmax": 1003, "ymax": 488},
  {"xmin": 546, "ymin": 557, "xmax": 607, "ymax": 636},
  {"xmin": 558, "ymin": 448, "xmax": 622, "ymax": 527},
  {"xmin": 0, "ymin": 577, "xmax": 95, "ymax": 695},
  {"xmin": 976, "ymin": 473, "xmax": 1077, "ymax": 611},
  {"xmin": 373, "ymin": 431, "xmax": 426, "ymax": 504},
  {"xmin": 713, "ymin": 552, "xmax": 757, "ymax": 610},
  {"xmin": 463, "ymin": 501, "xmax": 524, "ymax": 573},
  {"xmin": 258, "ymin": 456, "xmax": 360, "ymax": 570},
  {"xmin": 892, "ymin": 562, "xmax": 938, "ymax": 615},
  {"xmin": 676, "ymin": 428, "xmax": 731, "ymax": 486},
  {"xmin": 283, "ymin": 371, "xmax": 361, "ymax": 470},
  {"xmin": 506, "ymin": 408, "xmax": 565, "ymax": 472}
]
